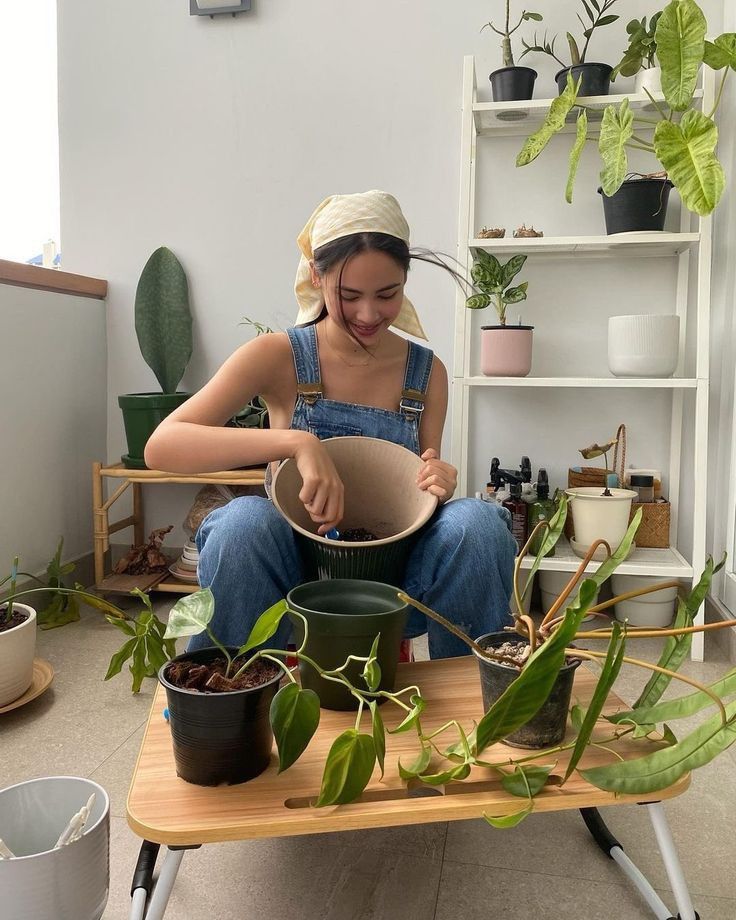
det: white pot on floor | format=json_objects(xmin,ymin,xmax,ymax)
[
  {"xmin": 0, "ymin": 602, "xmax": 36, "ymax": 707},
  {"xmin": 0, "ymin": 776, "xmax": 110, "ymax": 920},
  {"xmin": 612, "ymin": 574, "xmax": 678, "ymax": 628}
]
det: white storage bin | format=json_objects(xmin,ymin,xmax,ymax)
[{"xmin": 612, "ymin": 574, "xmax": 678, "ymax": 628}]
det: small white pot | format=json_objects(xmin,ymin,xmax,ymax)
[
  {"xmin": 612, "ymin": 574, "xmax": 678, "ymax": 628},
  {"xmin": 0, "ymin": 603, "xmax": 36, "ymax": 707},
  {"xmin": 635, "ymin": 66, "xmax": 662, "ymax": 97},
  {"xmin": 608, "ymin": 314, "xmax": 680, "ymax": 378},
  {"xmin": 566, "ymin": 487, "xmax": 638, "ymax": 551},
  {"xmin": 0, "ymin": 776, "xmax": 110, "ymax": 920}
]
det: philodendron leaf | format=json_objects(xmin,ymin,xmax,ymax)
[
  {"xmin": 522, "ymin": 494, "xmax": 568, "ymax": 601},
  {"xmin": 517, "ymin": 72, "xmax": 580, "ymax": 167},
  {"xmin": 579, "ymin": 439, "xmax": 617, "ymax": 460},
  {"xmin": 566, "ymin": 108, "xmax": 588, "ymax": 203},
  {"xmin": 389, "ymin": 693, "xmax": 426, "ymax": 734},
  {"xmin": 237, "ymin": 598, "xmax": 289, "ymax": 655},
  {"xmin": 613, "ymin": 667, "xmax": 736, "ymax": 727},
  {"xmin": 164, "ymin": 588, "xmax": 215, "ymax": 639},
  {"xmin": 654, "ymin": 111, "xmax": 725, "ymax": 216},
  {"xmin": 703, "ymin": 34, "xmax": 736, "ymax": 71},
  {"xmin": 135, "ymin": 246, "xmax": 192, "ymax": 394},
  {"xmin": 501, "ymin": 763, "xmax": 555, "ymax": 797},
  {"xmin": 581, "ymin": 700, "xmax": 736, "ymax": 794},
  {"xmin": 564, "ymin": 622, "xmax": 626, "ymax": 782},
  {"xmin": 270, "ymin": 683, "xmax": 320, "ymax": 773},
  {"xmin": 418, "ymin": 762, "xmax": 471, "ymax": 786},
  {"xmin": 362, "ymin": 634, "xmax": 382, "ymax": 692},
  {"xmin": 398, "ymin": 743, "xmax": 432, "ymax": 780},
  {"xmin": 474, "ymin": 581, "xmax": 595, "ymax": 753},
  {"xmin": 483, "ymin": 804, "xmax": 533, "ymax": 828},
  {"xmin": 315, "ymin": 730, "xmax": 376, "ymax": 806},
  {"xmin": 465, "ymin": 293, "xmax": 492, "ymax": 310},
  {"xmin": 104, "ymin": 638, "xmax": 138, "ymax": 681},
  {"xmin": 598, "ymin": 100, "xmax": 634, "ymax": 196},
  {"xmin": 369, "ymin": 701, "xmax": 386, "ymax": 777},
  {"xmin": 655, "ymin": 0, "xmax": 706, "ymax": 111}
]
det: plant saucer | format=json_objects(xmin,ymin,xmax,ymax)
[
  {"xmin": 168, "ymin": 564, "xmax": 200, "ymax": 584},
  {"xmin": 0, "ymin": 659, "xmax": 54, "ymax": 714},
  {"xmin": 570, "ymin": 536, "xmax": 637, "ymax": 561}
]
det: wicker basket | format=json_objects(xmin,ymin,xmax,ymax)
[
  {"xmin": 629, "ymin": 500, "xmax": 671, "ymax": 548},
  {"xmin": 568, "ymin": 467, "xmax": 614, "ymax": 489}
]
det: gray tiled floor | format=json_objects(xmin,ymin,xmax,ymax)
[{"xmin": 4, "ymin": 603, "xmax": 736, "ymax": 919}]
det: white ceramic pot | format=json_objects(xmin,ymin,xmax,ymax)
[
  {"xmin": 0, "ymin": 776, "xmax": 110, "ymax": 920},
  {"xmin": 612, "ymin": 574, "xmax": 678, "ymax": 628},
  {"xmin": 0, "ymin": 602, "xmax": 36, "ymax": 707},
  {"xmin": 566, "ymin": 487, "xmax": 638, "ymax": 551},
  {"xmin": 635, "ymin": 66, "xmax": 662, "ymax": 96},
  {"xmin": 480, "ymin": 325, "xmax": 533, "ymax": 377},
  {"xmin": 608, "ymin": 314, "xmax": 680, "ymax": 378}
]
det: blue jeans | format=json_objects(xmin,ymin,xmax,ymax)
[{"xmin": 188, "ymin": 496, "xmax": 516, "ymax": 659}]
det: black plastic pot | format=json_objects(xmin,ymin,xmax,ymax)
[
  {"xmin": 159, "ymin": 646, "xmax": 282, "ymax": 786},
  {"xmin": 287, "ymin": 579, "xmax": 409, "ymax": 711},
  {"xmin": 118, "ymin": 392, "xmax": 190, "ymax": 468},
  {"xmin": 490, "ymin": 66, "xmax": 537, "ymax": 101},
  {"xmin": 555, "ymin": 63, "xmax": 612, "ymax": 97},
  {"xmin": 598, "ymin": 178, "xmax": 674, "ymax": 234},
  {"xmin": 474, "ymin": 632, "xmax": 581, "ymax": 749}
]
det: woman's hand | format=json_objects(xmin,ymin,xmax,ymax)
[
  {"xmin": 417, "ymin": 449, "xmax": 457, "ymax": 503},
  {"xmin": 293, "ymin": 433, "xmax": 345, "ymax": 534}
]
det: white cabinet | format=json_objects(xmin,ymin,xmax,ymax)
[{"xmin": 451, "ymin": 57, "xmax": 715, "ymax": 659}]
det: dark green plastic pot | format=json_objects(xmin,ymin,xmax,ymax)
[
  {"xmin": 159, "ymin": 645, "xmax": 282, "ymax": 786},
  {"xmin": 287, "ymin": 579, "xmax": 409, "ymax": 711},
  {"xmin": 474, "ymin": 632, "xmax": 581, "ymax": 749},
  {"xmin": 118, "ymin": 392, "xmax": 190, "ymax": 467}
]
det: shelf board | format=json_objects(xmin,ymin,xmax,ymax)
[
  {"xmin": 469, "ymin": 233, "xmax": 700, "ymax": 259},
  {"xmin": 100, "ymin": 463, "xmax": 266, "ymax": 486},
  {"xmin": 458, "ymin": 376, "xmax": 698, "ymax": 388},
  {"xmin": 473, "ymin": 88, "xmax": 704, "ymax": 136},
  {"xmin": 519, "ymin": 537, "xmax": 693, "ymax": 579}
]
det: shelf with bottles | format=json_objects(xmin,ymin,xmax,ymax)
[{"xmin": 518, "ymin": 536, "xmax": 693, "ymax": 579}]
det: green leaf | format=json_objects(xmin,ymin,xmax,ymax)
[
  {"xmin": 662, "ymin": 724, "xmax": 678, "ymax": 746},
  {"xmin": 465, "ymin": 293, "xmax": 492, "ymax": 310},
  {"xmin": 483, "ymin": 804, "xmax": 532, "ymax": 828},
  {"xmin": 270, "ymin": 683, "xmax": 320, "ymax": 773},
  {"xmin": 398, "ymin": 744, "xmax": 432, "ymax": 780},
  {"xmin": 389, "ymin": 693, "xmax": 426, "ymax": 734},
  {"xmin": 315, "ymin": 730, "xmax": 376, "ymax": 806},
  {"xmin": 566, "ymin": 109, "xmax": 588, "ymax": 203},
  {"xmin": 656, "ymin": 0, "xmax": 706, "ymax": 111},
  {"xmin": 37, "ymin": 593, "xmax": 80, "ymax": 630},
  {"xmin": 564, "ymin": 622, "xmax": 626, "ymax": 781},
  {"xmin": 654, "ymin": 111, "xmax": 725, "ymax": 216},
  {"xmin": 500, "ymin": 254, "xmax": 527, "ymax": 288},
  {"xmin": 598, "ymin": 100, "xmax": 633, "ymax": 196},
  {"xmin": 523, "ymin": 12, "xmax": 543, "ymax": 22},
  {"xmin": 470, "ymin": 261, "xmax": 497, "ymax": 291},
  {"xmin": 522, "ymin": 494, "xmax": 568, "ymax": 599},
  {"xmin": 596, "ymin": 14, "xmax": 618, "ymax": 28},
  {"xmin": 567, "ymin": 32, "xmax": 581, "ymax": 66},
  {"xmin": 614, "ymin": 667, "xmax": 736, "ymax": 727},
  {"xmin": 129, "ymin": 638, "xmax": 148, "ymax": 693},
  {"xmin": 105, "ymin": 614, "xmax": 137, "ymax": 636},
  {"xmin": 570, "ymin": 704, "xmax": 586, "ymax": 732},
  {"xmin": 502, "ymin": 282, "xmax": 528, "ymax": 305},
  {"xmin": 580, "ymin": 509, "xmax": 642, "ymax": 594},
  {"xmin": 474, "ymin": 581, "xmax": 595, "ymax": 753},
  {"xmin": 237, "ymin": 598, "xmax": 289, "ymax": 655},
  {"xmin": 501, "ymin": 763, "xmax": 555, "ymax": 797},
  {"xmin": 135, "ymin": 246, "xmax": 192, "ymax": 394},
  {"xmin": 164, "ymin": 588, "xmax": 215, "ymax": 639},
  {"xmin": 703, "ymin": 34, "xmax": 736, "ymax": 71},
  {"xmin": 362, "ymin": 634, "xmax": 382, "ymax": 692},
  {"xmin": 418, "ymin": 763, "xmax": 471, "ymax": 786},
  {"xmin": 633, "ymin": 598, "xmax": 692, "ymax": 709},
  {"xmin": 369, "ymin": 701, "xmax": 386, "ymax": 777},
  {"xmin": 472, "ymin": 251, "xmax": 502, "ymax": 286},
  {"xmin": 104, "ymin": 638, "xmax": 138, "ymax": 681},
  {"xmin": 581, "ymin": 700, "xmax": 736, "ymax": 794},
  {"xmin": 516, "ymin": 73, "xmax": 580, "ymax": 167}
]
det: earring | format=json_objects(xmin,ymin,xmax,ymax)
[{"xmin": 312, "ymin": 280, "xmax": 320, "ymax": 288}]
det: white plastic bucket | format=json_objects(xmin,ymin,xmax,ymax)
[
  {"xmin": 566, "ymin": 487, "xmax": 637, "ymax": 550},
  {"xmin": 612, "ymin": 574, "xmax": 678, "ymax": 628},
  {"xmin": 0, "ymin": 776, "xmax": 110, "ymax": 920}
]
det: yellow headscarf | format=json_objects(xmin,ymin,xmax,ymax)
[{"xmin": 294, "ymin": 190, "xmax": 427, "ymax": 340}]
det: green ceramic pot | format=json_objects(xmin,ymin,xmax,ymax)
[{"xmin": 118, "ymin": 392, "xmax": 190, "ymax": 468}]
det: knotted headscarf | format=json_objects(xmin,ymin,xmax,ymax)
[{"xmin": 294, "ymin": 190, "xmax": 427, "ymax": 340}]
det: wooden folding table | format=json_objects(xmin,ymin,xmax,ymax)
[{"xmin": 127, "ymin": 658, "xmax": 698, "ymax": 920}]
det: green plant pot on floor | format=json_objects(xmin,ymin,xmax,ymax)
[{"xmin": 118, "ymin": 392, "xmax": 190, "ymax": 468}]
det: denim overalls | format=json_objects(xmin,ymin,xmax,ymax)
[{"xmin": 192, "ymin": 325, "xmax": 516, "ymax": 659}]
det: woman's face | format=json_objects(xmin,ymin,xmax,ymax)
[{"xmin": 316, "ymin": 249, "xmax": 406, "ymax": 344}]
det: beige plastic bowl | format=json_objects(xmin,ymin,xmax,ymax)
[{"xmin": 272, "ymin": 436, "xmax": 438, "ymax": 583}]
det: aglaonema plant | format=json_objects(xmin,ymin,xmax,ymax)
[
  {"xmin": 465, "ymin": 252, "xmax": 529, "ymax": 324},
  {"xmin": 516, "ymin": 0, "xmax": 734, "ymax": 217}
]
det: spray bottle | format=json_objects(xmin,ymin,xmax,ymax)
[{"xmin": 527, "ymin": 469, "xmax": 556, "ymax": 557}]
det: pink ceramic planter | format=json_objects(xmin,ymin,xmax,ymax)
[{"xmin": 480, "ymin": 325, "xmax": 534, "ymax": 377}]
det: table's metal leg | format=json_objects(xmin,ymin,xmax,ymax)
[
  {"xmin": 129, "ymin": 840, "xmax": 200, "ymax": 920},
  {"xmin": 580, "ymin": 807, "xmax": 700, "ymax": 920}
]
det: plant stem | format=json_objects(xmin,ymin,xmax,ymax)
[
  {"xmin": 397, "ymin": 592, "xmax": 497, "ymax": 659},
  {"xmin": 587, "ymin": 580, "xmax": 682, "ymax": 613},
  {"xmin": 539, "ymin": 539, "xmax": 611, "ymax": 629},
  {"xmin": 575, "ymin": 616, "xmax": 736, "ymax": 641},
  {"xmin": 642, "ymin": 87, "xmax": 668, "ymax": 119},
  {"xmin": 630, "ymin": 134, "xmax": 656, "ymax": 149},
  {"xmin": 206, "ymin": 628, "xmax": 233, "ymax": 675},
  {"xmin": 708, "ymin": 68, "xmax": 730, "ymax": 119}
]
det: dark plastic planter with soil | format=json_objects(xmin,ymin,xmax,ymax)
[
  {"xmin": 598, "ymin": 178, "xmax": 674, "ymax": 234},
  {"xmin": 490, "ymin": 66, "xmax": 537, "ymax": 101},
  {"xmin": 159, "ymin": 646, "xmax": 282, "ymax": 786},
  {"xmin": 287, "ymin": 579, "xmax": 409, "ymax": 711},
  {"xmin": 473, "ymin": 632, "xmax": 581, "ymax": 748},
  {"xmin": 555, "ymin": 63, "xmax": 612, "ymax": 97}
]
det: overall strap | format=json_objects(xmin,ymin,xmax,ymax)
[
  {"xmin": 287, "ymin": 325, "xmax": 324, "ymax": 405},
  {"xmin": 400, "ymin": 341, "xmax": 434, "ymax": 421}
]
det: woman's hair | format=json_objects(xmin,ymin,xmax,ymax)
[{"xmin": 303, "ymin": 231, "xmax": 468, "ymax": 342}]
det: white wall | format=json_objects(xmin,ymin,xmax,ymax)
[
  {"xmin": 0, "ymin": 284, "xmax": 106, "ymax": 573},
  {"xmin": 57, "ymin": 0, "xmax": 725, "ymax": 549}
]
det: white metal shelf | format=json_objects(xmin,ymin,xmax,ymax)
[
  {"xmin": 474, "ymin": 88, "xmax": 704, "ymax": 136},
  {"xmin": 519, "ymin": 537, "xmax": 693, "ymax": 579},
  {"xmin": 470, "ymin": 233, "xmax": 700, "ymax": 259},
  {"xmin": 459, "ymin": 377, "xmax": 698, "ymax": 388}
]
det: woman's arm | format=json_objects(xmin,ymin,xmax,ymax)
[{"xmin": 417, "ymin": 356, "xmax": 458, "ymax": 502}]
